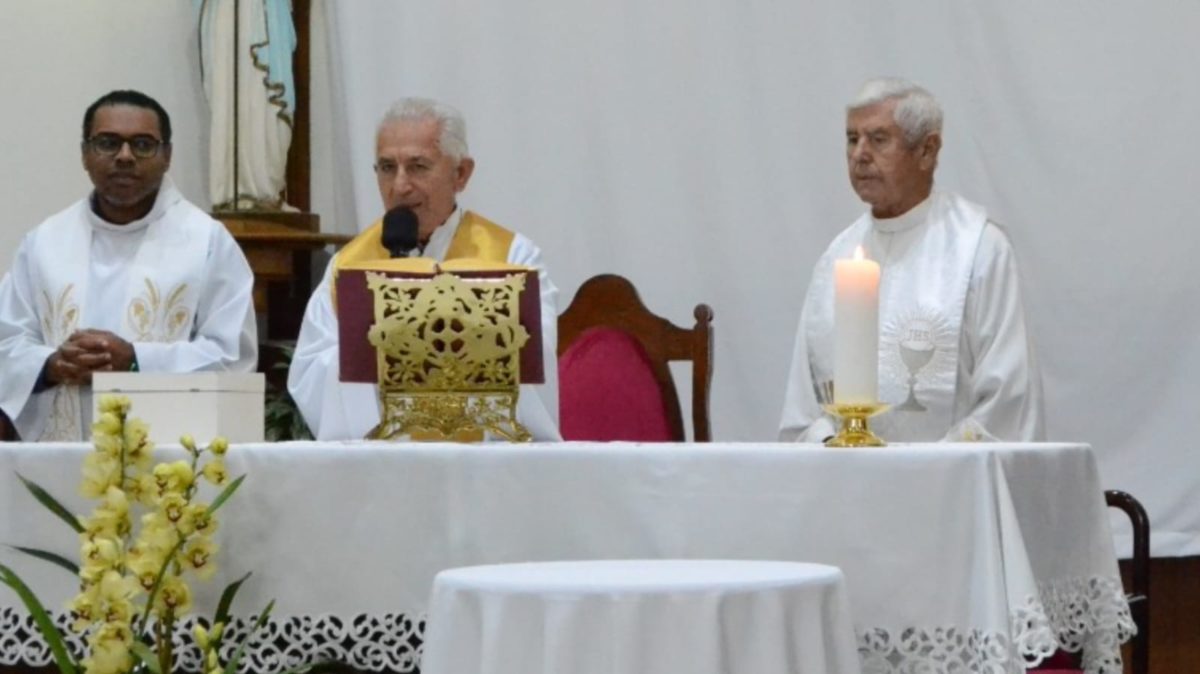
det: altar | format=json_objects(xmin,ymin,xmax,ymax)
[{"xmin": 0, "ymin": 441, "xmax": 1131, "ymax": 673}]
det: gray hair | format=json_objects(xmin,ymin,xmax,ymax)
[
  {"xmin": 848, "ymin": 78, "xmax": 943, "ymax": 146},
  {"xmin": 378, "ymin": 97, "xmax": 470, "ymax": 161}
]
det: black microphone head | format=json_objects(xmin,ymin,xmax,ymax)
[{"xmin": 381, "ymin": 206, "xmax": 419, "ymax": 257}]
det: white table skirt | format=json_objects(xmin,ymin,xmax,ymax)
[
  {"xmin": 421, "ymin": 560, "xmax": 862, "ymax": 674},
  {"xmin": 0, "ymin": 441, "xmax": 1132, "ymax": 673}
]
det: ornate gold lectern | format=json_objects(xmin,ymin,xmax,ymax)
[{"xmin": 335, "ymin": 259, "xmax": 544, "ymax": 442}]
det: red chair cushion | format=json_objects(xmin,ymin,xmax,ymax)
[
  {"xmin": 1028, "ymin": 648, "xmax": 1081, "ymax": 672},
  {"xmin": 559, "ymin": 327, "xmax": 673, "ymax": 442}
]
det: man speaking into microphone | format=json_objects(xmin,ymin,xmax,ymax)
[{"xmin": 288, "ymin": 97, "xmax": 561, "ymax": 440}]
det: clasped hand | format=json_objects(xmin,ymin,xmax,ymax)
[{"xmin": 46, "ymin": 329, "xmax": 135, "ymax": 386}]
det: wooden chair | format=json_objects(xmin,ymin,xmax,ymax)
[
  {"xmin": 1033, "ymin": 489, "xmax": 1150, "ymax": 674},
  {"xmin": 558, "ymin": 274, "xmax": 713, "ymax": 442},
  {"xmin": 1107, "ymin": 489, "xmax": 1150, "ymax": 674}
]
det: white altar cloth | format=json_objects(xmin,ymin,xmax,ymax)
[
  {"xmin": 421, "ymin": 560, "xmax": 862, "ymax": 674},
  {"xmin": 0, "ymin": 441, "xmax": 1132, "ymax": 673}
]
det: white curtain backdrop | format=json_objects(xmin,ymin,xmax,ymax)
[{"xmin": 320, "ymin": 1, "xmax": 1200, "ymax": 554}]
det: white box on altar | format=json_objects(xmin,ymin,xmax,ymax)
[{"xmin": 92, "ymin": 372, "xmax": 265, "ymax": 444}]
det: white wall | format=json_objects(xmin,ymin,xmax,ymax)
[{"xmin": 0, "ymin": 2, "xmax": 209, "ymax": 260}]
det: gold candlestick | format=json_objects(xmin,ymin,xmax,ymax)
[{"xmin": 822, "ymin": 403, "xmax": 890, "ymax": 447}]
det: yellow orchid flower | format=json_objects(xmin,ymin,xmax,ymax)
[
  {"xmin": 103, "ymin": 597, "xmax": 136, "ymax": 625},
  {"xmin": 123, "ymin": 470, "xmax": 154, "ymax": 506},
  {"xmin": 124, "ymin": 442, "xmax": 155, "ymax": 473},
  {"xmin": 138, "ymin": 510, "xmax": 172, "ymax": 537},
  {"xmin": 81, "ymin": 507, "xmax": 126, "ymax": 540},
  {"xmin": 81, "ymin": 537, "xmax": 122, "ymax": 571},
  {"xmin": 158, "ymin": 492, "xmax": 189, "ymax": 527},
  {"xmin": 183, "ymin": 538, "xmax": 219, "ymax": 580},
  {"xmin": 80, "ymin": 452, "xmax": 121, "ymax": 499},
  {"xmin": 209, "ymin": 436, "xmax": 229, "ymax": 456},
  {"xmin": 91, "ymin": 431, "xmax": 122, "ymax": 460},
  {"xmin": 134, "ymin": 512, "xmax": 178, "ymax": 556},
  {"xmin": 96, "ymin": 569, "xmax": 138, "ymax": 605},
  {"xmin": 126, "ymin": 552, "xmax": 162, "ymax": 592},
  {"xmin": 68, "ymin": 590, "xmax": 99, "ymax": 632},
  {"xmin": 128, "ymin": 472, "xmax": 160, "ymax": 506},
  {"xmin": 96, "ymin": 394, "xmax": 131, "ymax": 415},
  {"xmin": 91, "ymin": 411, "xmax": 121, "ymax": 437},
  {"xmin": 123, "ymin": 418, "xmax": 152, "ymax": 459},
  {"xmin": 90, "ymin": 488, "xmax": 133, "ymax": 536},
  {"xmin": 78, "ymin": 565, "xmax": 104, "ymax": 585},
  {"xmin": 154, "ymin": 575, "xmax": 193, "ymax": 615},
  {"xmin": 189, "ymin": 505, "xmax": 219, "ymax": 537},
  {"xmin": 83, "ymin": 621, "xmax": 134, "ymax": 674},
  {"xmin": 180, "ymin": 434, "xmax": 198, "ymax": 452},
  {"xmin": 83, "ymin": 646, "xmax": 133, "ymax": 674},
  {"xmin": 101, "ymin": 486, "xmax": 129, "ymax": 517},
  {"xmin": 153, "ymin": 460, "xmax": 194, "ymax": 495},
  {"xmin": 190, "ymin": 513, "xmax": 219, "ymax": 539},
  {"xmin": 201, "ymin": 458, "xmax": 228, "ymax": 486}
]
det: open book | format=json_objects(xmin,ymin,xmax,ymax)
[{"xmin": 338, "ymin": 256, "xmax": 532, "ymax": 274}]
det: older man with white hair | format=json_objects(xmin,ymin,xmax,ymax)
[
  {"xmin": 289, "ymin": 97, "xmax": 560, "ymax": 440},
  {"xmin": 779, "ymin": 78, "xmax": 1045, "ymax": 443}
]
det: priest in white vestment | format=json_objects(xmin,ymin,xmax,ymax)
[
  {"xmin": 780, "ymin": 78, "xmax": 1044, "ymax": 443},
  {"xmin": 288, "ymin": 98, "xmax": 560, "ymax": 441},
  {"xmin": 0, "ymin": 90, "xmax": 257, "ymax": 442}
]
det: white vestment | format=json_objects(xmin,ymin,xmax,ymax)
[
  {"xmin": 288, "ymin": 207, "xmax": 562, "ymax": 441},
  {"xmin": 0, "ymin": 179, "xmax": 258, "ymax": 441},
  {"xmin": 779, "ymin": 191, "xmax": 1045, "ymax": 442}
]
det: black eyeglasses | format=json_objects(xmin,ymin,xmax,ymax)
[{"xmin": 85, "ymin": 133, "xmax": 165, "ymax": 159}]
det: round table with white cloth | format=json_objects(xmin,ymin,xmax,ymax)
[{"xmin": 420, "ymin": 559, "xmax": 863, "ymax": 674}]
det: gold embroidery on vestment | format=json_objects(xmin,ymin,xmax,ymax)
[{"xmin": 127, "ymin": 279, "xmax": 191, "ymax": 342}]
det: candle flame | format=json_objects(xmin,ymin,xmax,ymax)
[{"xmin": 854, "ymin": 245, "xmax": 865, "ymax": 261}]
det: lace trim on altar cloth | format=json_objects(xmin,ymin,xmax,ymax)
[
  {"xmin": 0, "ymin": 575, "xmax": 1134, "ymax": 673},
  {"xmin": 1017, "ymin": 574, "xmax": 1137, "ymax": 674},
  {"xmin": 0, "ymin": 610, "xmax": 426, "ymax": 673},
  {"xmin": 859, "ymin": 575, "xmax": 1136, "ymax": 674}
]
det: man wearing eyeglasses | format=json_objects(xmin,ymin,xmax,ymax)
[{"xmin": 0, "ymin": 90, "xmax": 257, "ymax": 441}]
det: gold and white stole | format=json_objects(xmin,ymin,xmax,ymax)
[
  {"xmin": 29, "ymin": 185, "xmax": 209, "ymax": 440},
  {"xmin": 806, "ymin": 192, "xmax": 987, "ymax": 441}
]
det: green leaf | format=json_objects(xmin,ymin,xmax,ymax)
[
  {"xmin": 223, "ymin": 599, "xmax": 275, "ymax": 674},
  {"xmin": 129, "ymin": 641, "xmax": 162, "ymax": 674},
  {"xmin": 0, "ymin": 563, "xmax": 78, "ymax": 674},
  {"xmin": 206, "ymin": 474, "xmax": 246, "ymax": 516},
  {"xmin": 213, "ymin": 571, "xmax": 253, "ymax": 644},
  {"xmin": 7, "ymin": 546, "xmax": 79, "ymax": 576},
  {"xmin": 17, "ymin": 474, "xmax": 84, "ymax": 533}
]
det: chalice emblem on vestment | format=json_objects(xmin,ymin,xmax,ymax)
[{"xmin": 896, "ymin": 320, "xmax": 936, "ymax": 411}]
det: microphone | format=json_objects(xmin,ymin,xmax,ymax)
[{"xmin": 381, "ymin": 206, "xmax": 419, "ymax": 258}]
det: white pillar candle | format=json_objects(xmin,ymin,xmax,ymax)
[{"xmin": 833, "ymin": 245, "xmax": 880, "ymax": 404}]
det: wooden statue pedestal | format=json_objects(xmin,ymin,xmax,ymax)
[{"xmin": 217, "ymin": 210, "xmax": 351, "ymax": 340}]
